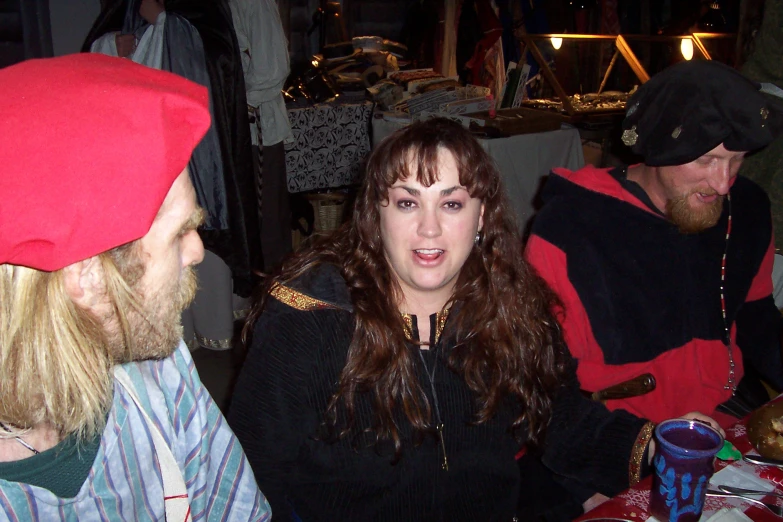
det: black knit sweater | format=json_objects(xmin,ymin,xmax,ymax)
[{"xmin": 228, "ymin": 265, "xmax": 649, "ymax": 522}]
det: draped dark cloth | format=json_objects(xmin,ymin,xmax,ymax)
[{"xmin": 82, "ymin": 0, "xmax": 261, "ymax": 297}]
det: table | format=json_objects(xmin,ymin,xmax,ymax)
[
  {"xmin": 481, "ymin": 128, "xmax": 584, "ymax": 230},
  {"xmin": 285, "ymin": 100, "xmax": 374, "ymax": 193},
  {"xmin": 372, "ymin": 116, "xmax": 585, "ymax": 231},
  {"xmin": 577, "ymin": 399, "xmax": 783, "ymax": 521}
]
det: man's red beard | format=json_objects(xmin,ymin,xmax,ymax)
[{"xmin": 666, "ymin": 190, "xmax": 725, "ymax": 234}]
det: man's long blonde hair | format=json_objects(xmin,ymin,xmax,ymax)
[{"xmin": 0, "ymin": 244, "xmax": 145, "ymax": 441}]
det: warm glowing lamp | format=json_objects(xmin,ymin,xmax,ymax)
[
  {"xmin": 680, "ymin": 37, "xmax": 694, "ymax": 60},
  {"xmin": 551, "ymin": 37, "xmax": 563, "ymax": 50}
]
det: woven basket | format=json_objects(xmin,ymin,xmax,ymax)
[{"xmin": 306, "ymin": 192, "xmax": 347, "ymax": 233}]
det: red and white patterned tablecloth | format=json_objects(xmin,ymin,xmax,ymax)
[{"xmin": 576, "ymin": 401, "xmax": 783, "ymax": 521}]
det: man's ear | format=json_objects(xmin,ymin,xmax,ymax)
[{"xmin": 62, "ymin": 256, "xmax": 106, "ymax": 310}]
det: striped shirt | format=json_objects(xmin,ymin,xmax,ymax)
[{"xmin": 0, "ymin": 341, "xmax": 271, "ymax": 521}]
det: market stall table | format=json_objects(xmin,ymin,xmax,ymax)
[
  {"xmin": 576, "ymin": 397, "xmax": 783, "ymax": 521},
  {"xmin": 285, "ymin": 100, "xmax": 374, "ymax": 193}
]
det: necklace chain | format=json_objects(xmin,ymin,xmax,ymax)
[
  {"xmin": 417, "ymin": 347, "xmax": 449, "ymax": 471},
  {"xmin": 720, "ymin": 193, "xmax": 736, "ymax": 391},
  {"xmin": 0, "ymin": 421, "xmax": 40, "ymax": 455}
]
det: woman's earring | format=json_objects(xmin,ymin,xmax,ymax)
[{"xmin": 475, "ymin": 231, "xmax": 482, "ymax": 245}]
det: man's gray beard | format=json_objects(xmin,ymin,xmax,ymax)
[
  {"xmin": 666, "ymin": 192, "xmax": 725, "ymax": 234},
  {"xmin": 111, "ymin": 265, "xmax": 198, "ymax": 362}
]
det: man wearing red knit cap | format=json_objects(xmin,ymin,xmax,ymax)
[{"xmin": 0, "ymin": 54, "xmax": 270, "ymax": 520}]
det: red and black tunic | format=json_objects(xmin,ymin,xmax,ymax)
[{"xmin": 526, "ymin": 165, "xmax": 782, "ymax": 426}]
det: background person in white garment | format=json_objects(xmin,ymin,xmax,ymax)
[{"xmin": 229, "ymin": 0, "xmax": 295, "ymax": 270}]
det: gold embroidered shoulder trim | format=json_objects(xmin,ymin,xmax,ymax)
[
  {"xmin": 401, "ymin": 307, "xmax": 451, "ymax": 344},
  {"xmin": 270, "ymin": 284, "xmax": 338, "ymax": 311},
  {"xmin": 435, "ymin": 308, "xmax": 450, "ymax": 344},
  {"xmin": 629, "ymin": 421, "xmax": 656, "ymax": 486},
  {"xmin": 402, "ymin": 313, "xmax": 414, "ymax": 340}
]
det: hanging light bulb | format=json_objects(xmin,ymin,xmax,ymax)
[
  {"xmin": 551, "ymin": 36, "xmax": 563, "ymax": 50},
  {"xmin": 680, "ymin": 37, "xmax": 694, "ymax": 60}
]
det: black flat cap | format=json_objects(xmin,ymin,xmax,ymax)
[{"xmin": 621, "ymin": 60, "xmax": 782, "ymax": 166}]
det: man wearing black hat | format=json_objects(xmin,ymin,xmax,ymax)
[{"xmin": 525, "ymin": 59, "xmax": 783, "ymax": 429}]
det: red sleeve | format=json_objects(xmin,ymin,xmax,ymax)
[
  {"xmin": 524, "ymin": 234, "xmax": 736, "ymax": 423},
  {"xmin": 524, "ymin": 234, "xmax": 601, "ymax": 364},
  {"xmin": 745, "ymin": 236, "xmax": 776, "ymax": 302},
  {"xmin": 523, "ymin": 234, "xmax": 638, "ymax": 394}
]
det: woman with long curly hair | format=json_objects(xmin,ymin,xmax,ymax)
[{"xmin": 229, "ymin": 118, "xmax": 680, "ymax": 521}]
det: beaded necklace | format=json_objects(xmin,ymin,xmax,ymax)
[{"xmin": 720, "ymin": 193, "xmax": 736, "ymax": 391}]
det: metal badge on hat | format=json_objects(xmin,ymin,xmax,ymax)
[{"xmin": 622, "ymin": 125, "xmax": 638, "ymax": 146}]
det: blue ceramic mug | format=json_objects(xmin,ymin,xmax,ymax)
[{"xmin": 649, "ymin": 419, "xmax": 723, "ymax": 522}]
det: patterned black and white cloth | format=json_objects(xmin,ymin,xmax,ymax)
[{"xmin": 285, "ymin": 101, "xmax": 373, "ymax": 193}]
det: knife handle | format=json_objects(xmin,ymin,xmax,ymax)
[{"xmin": 591, "ymin": 373, "xmax": 657, "ymax": 402}]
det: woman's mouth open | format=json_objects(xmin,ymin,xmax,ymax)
[{"xmin": 414, "ymin": 249, "xmax": 444, "ymax": 262}]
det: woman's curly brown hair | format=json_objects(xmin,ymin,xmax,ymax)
[{"xmin": 245, "ymin": 118, "xmax": 569, "ymax": 455}]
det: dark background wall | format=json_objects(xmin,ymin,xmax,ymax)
[
  {"xmin": 0, "ymin": 0, "xmax": 99, "ymax": 68},
  {"xmin": 49, "ymin": 0, "xmax": 100, "ymax": 56}
]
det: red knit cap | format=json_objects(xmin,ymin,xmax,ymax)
[{"xmin": 0, "ymin": 53, "xmax": 211, "ymax": 271}]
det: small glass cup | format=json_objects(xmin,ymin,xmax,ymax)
[{"xmin": 649, "ymin": 419, "xmax": 723, "ymax": 522}]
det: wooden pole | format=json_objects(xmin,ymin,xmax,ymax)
[
  {"xmin": 691, "ymin": 33, "xmax": 713, "ymax": 60},
  {"xmin": 597, "ymin": 49, "xmax": 620, "ymax": 94},
  {"xmin": 521, "ymin": 36, "xmax": 576, "ymax": 116},
  {"xmin": 615, "ymin": 35, "xmax": 649, "ymax": 83}
]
